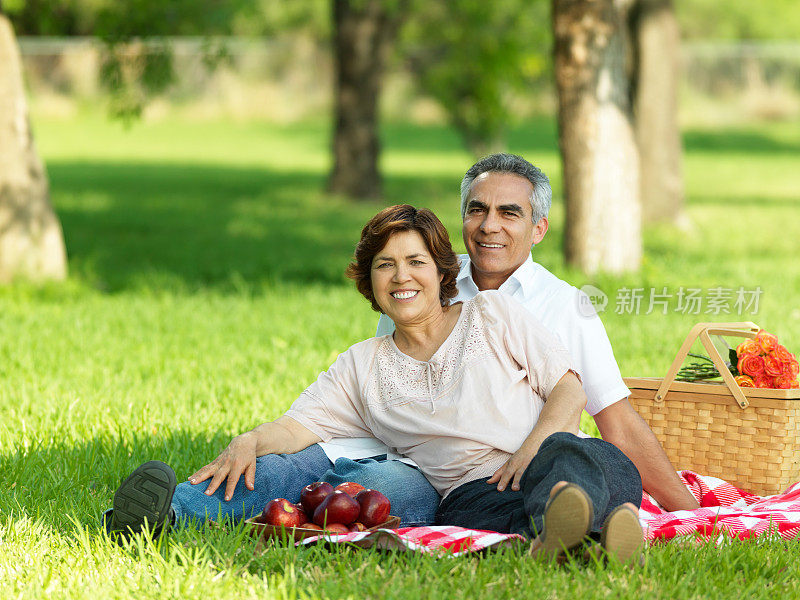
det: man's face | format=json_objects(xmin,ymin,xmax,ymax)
[{"xmin": 462, "ymin": 172, "xmax": 547, "ymax": 290}]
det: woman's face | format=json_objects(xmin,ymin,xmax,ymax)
[{"xmin": 371, "ymin": 230, "xmax": 444, "ymax": 326}]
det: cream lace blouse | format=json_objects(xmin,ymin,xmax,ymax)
[{"xmin": 285, "ymin": 290, "xmax": 577, "ymax": 497}]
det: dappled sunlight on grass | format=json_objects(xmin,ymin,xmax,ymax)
[
  {"xmin": 2, "ymin": 113, "xmax": 798, "ymax": 598},
  {"xmin": 35, "ymin": 115, "xmax": 570, "ymax": 294},
  {"xmin": 31, "ymin": 114, "xmax": 800, "ymax": 379}
]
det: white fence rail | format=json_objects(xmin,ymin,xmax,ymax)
[{"xmin": 17, "ymin": 37, "xmax": 800, "ymax": 122}]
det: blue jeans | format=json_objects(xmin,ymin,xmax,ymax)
[
  {"xmin": 170, "ymin": 444, "xmax": 440, "ymax": 527},
  {"xmin": 435, "ymin": 432, "xmax": 642, "ymax": 538}
]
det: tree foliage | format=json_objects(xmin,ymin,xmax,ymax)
[
  {"xmin": 7, "ymin": 0, "xmax": 799, "ymax": 129},
  {"xmin": 676, "ymin": 0, "xmax": 800, "ymax": 40},
  {"xmin": 5, "ymin": 0, "xmax": 321, "ymax": 121},
  {"xmin": 6, "ymin": 0, "xmax": 800, "ymax": 40},
  {"xmin": 3, "ymin": 0, "xmax": 328, "ymax": 36},
  {"xmin": 2, "ymin": 0, "xmax": 103, "ymax": 35},
  {"xmin": 401, "ymin": 0, "xmax": 550, "ymax": 156},
  {"xmin": 228, "ymin": 0, "xmax": 328, "ymax": 37}
]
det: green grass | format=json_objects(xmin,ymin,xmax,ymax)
[{"xmin": 2, "ymin": 111, "xmax": 800, "ymax": 598}]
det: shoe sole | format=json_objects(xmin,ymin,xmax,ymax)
[
  {"xmin": 533, "ymin": 483, "xmax": 594, "ymax": 561},
  {"xmin": 112, "ymin": 460, "xmax": 176, "ymax": 535},
  {"xmin": 600, "ymin": 504, "xmax": 643, "ymax": 565}
]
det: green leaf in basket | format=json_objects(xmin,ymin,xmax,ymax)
[{"xmin": 729, "ymin": 348, "xmax": 740, "ymax": 375}]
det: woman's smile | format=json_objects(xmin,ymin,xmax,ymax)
[{"xmin": 390, "ymin": 289, "xmax": 419, "ymax": 301}]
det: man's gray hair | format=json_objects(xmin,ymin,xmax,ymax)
[{"xmin": 460, "ymin": 153, "xmax": 552, "ymax": 223}]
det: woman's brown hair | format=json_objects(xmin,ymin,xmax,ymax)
[{"xmin": 346, "ymin": 205, "xmax": 460, "ymax": 313}]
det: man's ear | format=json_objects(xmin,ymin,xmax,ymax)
[{"xmin": 532, "ymin": 217, "xmax": 548, "ymax": 246}]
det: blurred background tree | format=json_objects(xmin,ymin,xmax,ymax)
[
  {"xmin": 551, "ymin": 0, "xmax": 696, "ymax": 272},
  {"xmin": 401, "ymin": 0, "xmax": 550, "ymax": 157},
  {"xmin": 3, "ymin": 0, "xmax": 799, "ymax": 277},
  {"xmin": 327, "ymin": 0, "xmax": 407, "ymax": 200},
  {"xmin": 0, "ymin": 2, "xmax": 66, "ymax": 282},
  {"xmin": 553, "ymin": 0, "xmax": 642, "ymax": 275},
  {"xmin": 630, "ymin": 0, "xmax": 685, "ymax": 226}
]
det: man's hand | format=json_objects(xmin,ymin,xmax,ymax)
[
  {"xmin": 486, "ymin": 441, "xmax": 537, "ymax": 492},
  {"xmin": 189, "ymin": 431, "xmax": 259, "ymax": 502}
]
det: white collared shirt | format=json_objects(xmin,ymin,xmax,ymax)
[{"xmin": 318, "ymin": 255, "xmax": 629, "ymax": 464}]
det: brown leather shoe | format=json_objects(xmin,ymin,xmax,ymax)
[
  {"xmin": 529, "ymin": 483, "xmax": 593, "ymax": 562},
  {"xmin": 599, "ymin": 503, "xmax": 643, "ymax": 565}
]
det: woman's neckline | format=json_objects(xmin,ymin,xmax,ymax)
[{"xmin": 389, "ymin": 300, "xmax": 467, "ymax": 364}]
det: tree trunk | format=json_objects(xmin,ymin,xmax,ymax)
[
  {"xmin": 553, "ymin": 0, "xmax": 641, "ymax": 274},
  {"xmin": 0, "ymin": 12, "xmax": 67, "ymax": 282},
  {"xmin": 327, "ymin": 0, "xmax": 399, "ymax": 200},
  {"xmin": 630, "ymin": 0, "xmax": 685, "ymax": 224}
]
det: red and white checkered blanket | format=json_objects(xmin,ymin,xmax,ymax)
[
  {"xmin": 297, "ymin": 472, "xmax": 800, "ymax": 554},
  {"xmin": 297, "ymin": 525, "xmax": 526, "ymax": 556},
  {"xmin": 639, "ymin": 470, "xmax": 800, "ymax": 542}
]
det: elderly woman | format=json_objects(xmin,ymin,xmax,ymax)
[{"xmin": 106, "ymin": 205, "xmax": 643, "ymax": 561}]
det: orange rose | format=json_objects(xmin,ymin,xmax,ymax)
[
  {"xmin": 734, "ymin": 375, "xmax": 755, "ymax": 388},
  {"xmin": 738, "ymin": 353, "xmax": 765, "ymax": 378},
  {"xmin": 771, "ymin": 344, "xmax": 794, "ymax": 364},
  {"xmin": 788, "ymin": 358, "xmax": 800, "ymax": 378},
  {"xmin": 753, "ymin": 374, "xmax": 773, "ymax": 389},
  {"xmin": 781, "ymin": 360, "xmax": 798, "ymax": 378},
  {"xmin": 736, "ymin": 339, "xmax": 761, "ymax": 356},
  {"xmin": 764, "ymin": 355, "xmax": 783, "ymax": 377},
  {"xmin": 792, "ymin": 380, "xmax": 800, "ymax": 389},
  {"xmin": 756, "ymin": 330, "xmax": 778, "ymax": 353},
  {"xmin": 774, "ymin": 375, "xmax": 794, "ymax": 390}
]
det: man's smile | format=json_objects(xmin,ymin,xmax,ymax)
[{"xmin": 477, "ymin": 242, "xmax": 505, "ymax": 249}]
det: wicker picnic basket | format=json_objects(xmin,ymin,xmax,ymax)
[{"xmin": 625, "ymin": 322, "xmax": 800, "ymax": 496}]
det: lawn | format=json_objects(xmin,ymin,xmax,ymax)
[{"xmin": 1, "ymin": 111, "xmax": 799, "ymax": 598}]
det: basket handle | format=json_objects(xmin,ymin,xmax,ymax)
[{"xmin": 655, "ymin": 322, "xmax": 760, "ymax": 409}]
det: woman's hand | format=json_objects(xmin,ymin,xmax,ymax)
[
  {"xmin": 186, "ymin": 417, "xmax": 321, "ymax": 502},
  {"xmin": 188, "ymin": 431, "xmax": 259, "ymax": 501},
  {"xmin": 486, "ymin": 443, "xmax": 537, "ymax": 492}
]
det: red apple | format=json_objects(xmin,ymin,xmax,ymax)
[
  {"xmin": 355, "ymin": 489, "xmax": 391, "ymax": 528},
  {"xmin": 293, "ymin": 503, "xmax": 310, "ymax": 522},
  {"xmin": 349, "ymin": 522, "xmax": 368, "ymax": 533},
  {"xmin": 302, "ymin": 523, "xmax": 322, "ymax": 531},
  {"xmin": 334, "ymin": 481, "xmax": 366, "ymax": 498},
  {"xmin": 324, "ymin": 523, "xmax": 351, "ymax": 535},
  {"xmin": 300, "ymin": 481, "xmax": 334, "ymax": 514},
  {"xmin": 262, "ymin": 498, "xmax": 307, "ymax": 528},
  {"xmin": 313, "ymin": 490, "xmax": 360, "ymax": 527}
]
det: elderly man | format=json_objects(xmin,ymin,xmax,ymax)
[
  {"xmin": 106, "ymin": 154, "xmax": 697, "ymax": 540},
  {"xmin": 374, "ymin": 153, "xmax": 699, "ymax": 513}
]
